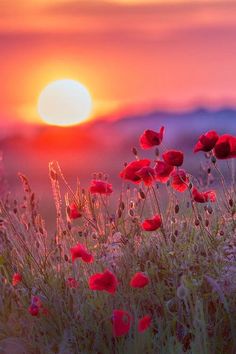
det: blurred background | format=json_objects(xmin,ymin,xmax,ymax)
[{"xmin": 0, "ymin": 0, "xmax": 236, "ymax": 224}]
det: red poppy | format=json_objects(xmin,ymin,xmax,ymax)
[
  {"xmin": 138, "ymin": 315, "xmax": 152, "ymax": 333},
  {"xmin": 89, "ymin": 270, "xmax": 118, "ymax": 294},
  {"xmin": 70, "ymin": 243, "xmax": 94, "ymax": 263},
  {"xmin": 142, "ymin": 214, "xmax": 162, "ymax": 231},
  {"xmin": 154, "ymin": 160, "xmax": 174, "ymax": 183},
  {"xmin": 130, "ymin": 272, "xmax": 149, "ymax": 288},
  {"xmin": 68, "ymin": 203, "xmax": 82, "ymax": 219},
  {"xmin": 214, "ymin": 134, "xmax": 236, "ymax": 159},
  {"xmin": 136, "ymin": 166, "xmax": 156, "ymax": 186},
  {"xmin": 192, "ymin": 187, "xmax": 216, "ymax": 203},
  {"xmin": 194, "ymin": 130, "xmax": 219, "ymax": 153},
  {"xmin": 112, "ymin": 310, "xmax": 132, "ymax": 337},
  {"xmin": 163, "ymin": 150, "xmax": 184, "ymax": 167},
  {"xmin": 12, "ymin": 273, "xmax": 22, "ymax": 286},
  {"xmin": 28, "ymin": 304, "xmax": 39, "ymax": 317},
  {"xmin": 120, "ymin": 159, "xmax": 151, "ymax": 183},
  {"xmin": 66, "ymin": 277, "xmax": 79, "ymax": 289},
  {"xmin": 140, "ymin": 127, "xmax": 165, "ymax": 149},
  {"xmin": 89, "ymin": 180, "xmax": 113, "ymax": 195},
  {"xmin": 171, "ymin": 169, "xmax": 189, "ymax": 192}
]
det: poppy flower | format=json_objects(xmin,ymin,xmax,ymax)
[
  {"xmin": 66, "ymin": 277, "xmax": 79, "ymax": 289},
  {"xmin": 136, "ymin": 166, "xmax": 156, "ymax": 186},
  {"xmin": 154, "ymin": 160, "xmax": 174, "ymax": 183},
  {"xmin": 214, "ymin": 134, "xmax": 236, "ymax": 159},
  {"xmin": 112, "ymin": 309, "xmax": 132, "ymax": 337},
  {"xmin": 192, "ymin": 187, "xmax": 216, "ymax": 203},
  {"xmin": 89, "ymin": 180, "xmax": 113, "ymax": 195},
  {"xmin": 12, "ymin": 273, "xmax": 22, "ymax": 286},
  {"xmin": 89, "ymin": 270, "xmax": 118, "ymax": 294},
  {"xmin": 142, "ymin": 214, "xmax": 162, "ymax": 231},
  {"xmin": 138, "ymin": 315, "xmax": 152, "ymax": 333},
  {"xmin": 120, "ymin": 159, "xmax": 151, "ymax": 183},
  {"xmin": 68, "ymin": 203, "xmax": 82, "ymax": 220},
  {"xmin": 171, "ymin": 169, "xmax": 189, "ymax": 192},
  {"xmin": 70, "ymin": 243, "xmax": 94, "ymax": 263},
  {"xmin": 140, "ymin": 127, "xmax": 165, "ymax": 149},
  {"xmin": 194, "ymin": 130, "xmax": 219, "ymax": 153},
  {"xmin": 163, "ymin": 150, "xmax": 184, "ymax": 167},
  {"xmin": 130, "ymin": 272, "xmax": 149, "ymax": 288},
  {"xmin": 28, "ymin": 304, "xmax": 39, "ymax": 317}
]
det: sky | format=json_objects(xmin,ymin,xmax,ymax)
[{"xmin": 1, "ymin": 0, "xmax": 236, "ymax": 127}]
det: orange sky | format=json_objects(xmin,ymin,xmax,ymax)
[{"xmin": 1, "ymin": 0, "xmax": 236, "ymax": 125}]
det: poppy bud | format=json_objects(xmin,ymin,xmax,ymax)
[
  {"xmin": 229, "ymin": 199, "xmax": 233, "ymax": 207},
  {"xmin": 175, "ymin": 205, "xmax": 179, "ymax": 214},
  {"xmin": 211, "ymin": 156, "xmax": 216, "ymax": 164},
  {"xmin": 207, "ymin": 168, "xmax": 211, "ymax": 174},
  {"xmin": 138, "ymin": 189, "xmax": 146, "ymax": 199},
  {"xmin": 155, "ymin": 147, "xmax": 159, "ymax": 157},
  {"xmin": 205, "ymin": 219, "xmax": 209, "ymax": 227},
  {"xmin": 132, "ymin": 147, "xmax": 138, "ymax": 156},
  {"xmin": 220, "ymin": 230, "xmax": 224, "ymax": 236},
  {"xmin": 174, "ymin": 230, "xmax": 178, "ymax": 236},
  {"xmin": 195, "ymin": 219, "xmax": 200, "ymax": 226}
]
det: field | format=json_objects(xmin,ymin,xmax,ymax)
[{"xmin": 0, "ymin": 128, "xmax": 235, "ymax": 354}]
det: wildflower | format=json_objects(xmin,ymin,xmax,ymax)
[
  {"xmin": 89, "ymin": 270, "xmax": 118, "ymax": 294},
  {"xmin": 120, "ymin": 159, "xmax": 151, "ymax": 183},
  {"xmin": 194, "ymin": 130, "xmax": 219, "ymax": 153},
  {"xmin": 136, "ymin": 166, "xmax": 156, "ymax": 186},
  {"xmin": 139, "ymin": 127, "xmax": 164, "ymax": 149},
  {"xmin": 68, "ymin": 203, "xmax": 82, "ymax": 219},
  {"xmin": 171, "ymin": 169, "xmax": 189, "ymax": 192},
  {"xmin": 138, "ymin": 315, "xmax": 152, "ymax": 333},
  {"xmin": 70, "ymin": 243, "xmax": 94, "ymax": 263},
  {"xmin": 89, "ymin": 180, "xmax": 113, "ymax": 195},
  {"xmin": 163, "ymin": 150, "xmax": 184, "ymax": 167},
  {"xmin": 130, "ymin": 272, "xmax": 149, "ymax": 288},
  {"xmin": 214, "ymin": 134, "xmax": 236, "ymax": 159},
  {"xmin": 154, "ymin": 160, "xmax": 174, "ymax": 183},
  {"xmin": 142, "ymin": 215, "xmax": 162, "ymax": 231},
  {"xmin": 12, "ymin": 273, "xmax": 22, "ymax": 286},
  {"xmin": 28, "ymin": 304, "xmax": 39, "ymax": 317},
  {"xmin": 192, "ymin": 187, "xmax": 216, "ymax": 203},
  {"xmin": 112, "ymin": 310, "xmax": 132, "ymax": 337},
  {"xmin": 66, "ymin": 277, "xmax": 79, "ymax": 289}
]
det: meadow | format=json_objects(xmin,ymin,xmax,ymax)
[{"xmin": 0, "ymin": 128, "xmax": 235, "ymax": 354}]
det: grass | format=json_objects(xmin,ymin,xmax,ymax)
[{"xmin": 0, "ymin": 134, "xmax": 235, "ymax": 354}]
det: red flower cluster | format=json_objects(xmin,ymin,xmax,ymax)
[
  {"xmin": 12, "ymin": 273, "xmax": 22, "ymax": 286},
  {"xmin": 130, "ymin": 272, "xmax": 149, "ymax": 288},
  {"xmin": 194, "ymin": 130, "xmax": 236, "ymax": 159},
  {"xmin": 89, "ymin": 180, "xmax": 113, "ymax": 195},
  {"xmin": 142, "ymin": 215, "xmax": 162, "ymax": 231},
  {"xmin": 70, "ymin": 243, "xmax": 94, "ymax": 263},
  {"xmin": 112, "ymin": 310, "xmax": 151, "ymax": 336},
  {"xmin": 89, "ymin": 270, "xmax": 118, "ymax": 294}
]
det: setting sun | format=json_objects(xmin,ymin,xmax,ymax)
[{"xmin": 37, "ymin": 79, "xmax": 93, "ymax": 127}]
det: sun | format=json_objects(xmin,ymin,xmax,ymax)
[{"xmin": 37, "ymin": 79, "xmax": 93, "ymax": 127}]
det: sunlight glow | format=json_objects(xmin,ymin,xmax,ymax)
[{"xmin": 38, "ymin": 79, "xmax": 93, "ymax": 126}]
